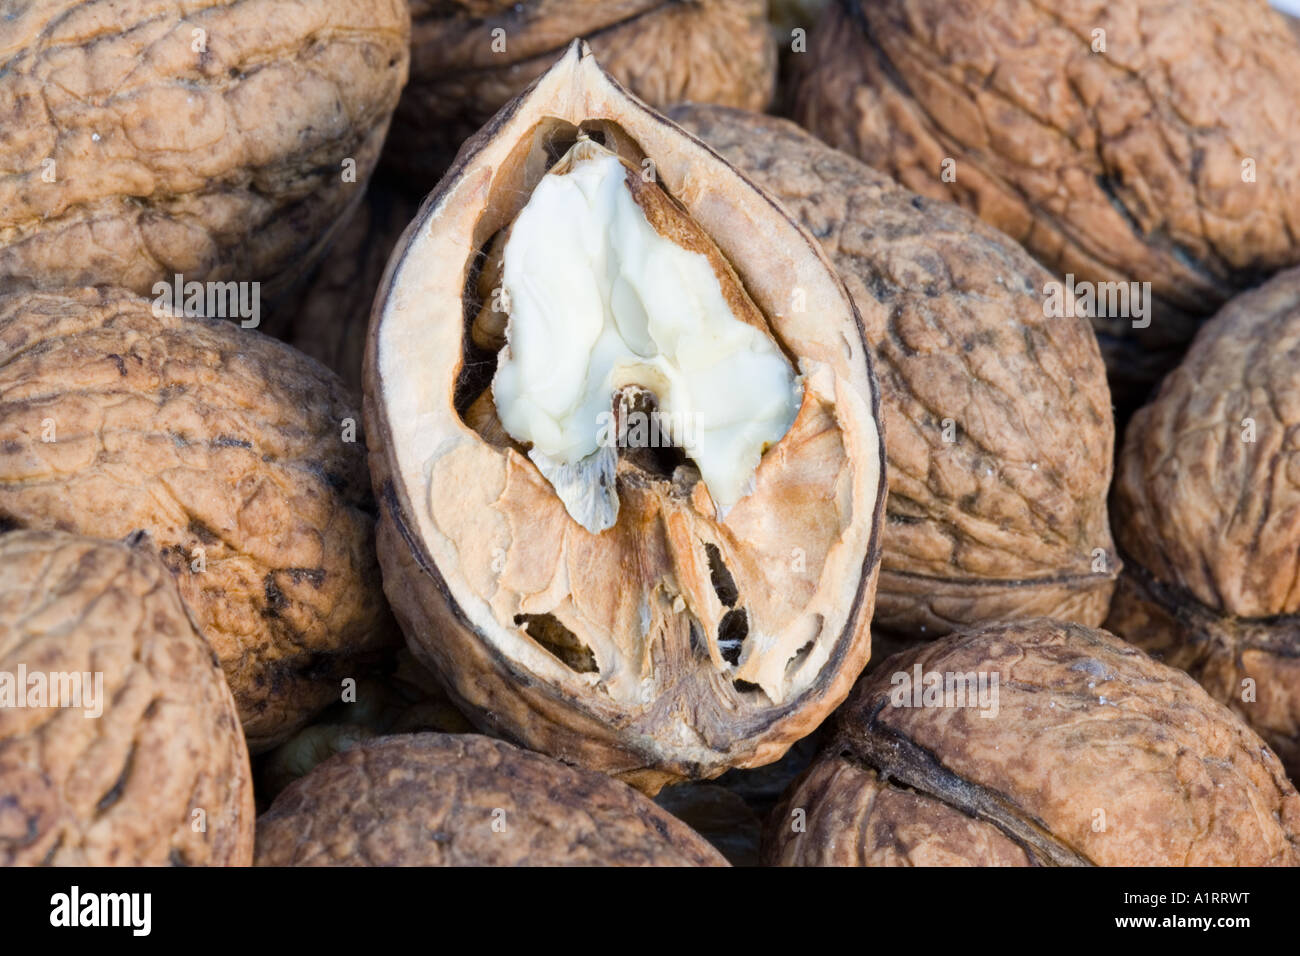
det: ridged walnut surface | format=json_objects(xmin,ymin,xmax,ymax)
[
  {"xmin": 0, "ymin": 287, "xmax": 393, "ymax": 750},
  {"xmin": 387, "ymin": 0, "xmax": 776, "ymax": 184},
  {"xmin": 1108, "ymin": 268, "xmax": 1300, "ymax": 779},
  {"xmin": 767, "ymin": 620, "xmax": 1300, "ymax": 866},
  {"xmin": 0, "ymin": 0, "xmax": 410, "ymax": 298},
  {"xmin": 791, "ymin": 0, "xmax": 1300, "ymax": 405},
  {"xmin": 673, "ymin": 105, "xmax": 1116, "ymax": 639},
  {"xmin": 254, "ymin": 733, "xmax": 727, "ymax": 866},
  {"xmin": 0, "ymin": 530, "xmax": 254, "ymax": 865}
]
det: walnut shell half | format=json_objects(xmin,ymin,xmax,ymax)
[
  {"xmin": 0, "ymin": 530, "xmax": 254, "ymax": 865},
  {"xmin": 767, "ymin": 619, "xmax": 1300, "ymax": 866},
  {"xmin": 365, "ymin": 43, "xmax": 887, "ymax": 793},
  {"xmin": 387, "ymin": 0, "xmax": 776, "ymax": 187},
  {"xmin": 254, "ymin": 733, "xmax": 727, "ymax": 866},
  {"xmin": 0, "ymin": 287, "xmax": 395, "ymax": 750},
  {"xmin": 671, "ymin": 105, "xmax": 1117, "ymax": 640},
  {"xmin": 0, "ymin": 0, "xmax": 410, "ymax": 300},
  {"xmin": 791, "ymin": 0, "xmax": 1300, "ymax": 406},
  {"xmin": 1107, "ymin": 267, "xmax": 1300, "ymax": 780}
]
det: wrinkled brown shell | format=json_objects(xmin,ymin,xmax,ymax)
[
  {"xmin": 254, "ymin": 733, "xmax": 727, "ymax": 866},
  {"xmin": 767, "ymin": 619, "xmax": 1300, "ymax": 866},
  {"xmin": 263, "ymin": 180, "xmax": 420, "ymax": 398},
  {"xmin": 1107, "ymin": 268, "xmax": 1300, "ymax": 780},
  {"xmin": 673, "ymin": 105, "xmax": 1117, "ymax": 639},
  {"xmin": 365, "ymin": 44, "xmax": 886, "ymax": 793},
  {"xmin": 791, "ymin": 0, "xmax": 1300, "ymax": 406},
  {"xmin": 387, "ymin": 0, "xmax": 775, "ymax": 186},
  {"xmin": 0, "ymin": 287, "xmax": 394, "ymax": 750},
  {"xmin": 0, "ymin": 530, "xmax": 254, "ymax": 865},
  {"xmin": 0, "ymin": 0, "xmax": 410, "ymax": 299}
]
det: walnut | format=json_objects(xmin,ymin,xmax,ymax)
[
  {"xmin": 0, "ymin": 0, "xmax": 410, "ymax": 300},
  {"xmin": 767, "ymin": 619, "xmax": 1300, "ymax": 866},
  {"xmin": 386, "ymin": 0, "xmax": 776, "ymax": 184},
  {"xmin": 0, "ymin": 287, "xmax": 395, "ymax": 750},
  {"xmin": 0, "ymin": 530, "xmax": 253, "ymax": 865},
  {"xmin": 365, "ymin": 44, "xmax": 887, "ymax": 793},
  {"xmin": 1107, "ymin": 267, "xmax": 1300, "ymax": 780},
  {"xmin": 790, "ymin": 0, "xmax": 1300, "ymax": 407},
  {"xmin": 254, "ymin": 733, "xmax": 727, "ymax": 866},
  {"xmin": 671, "ymin": 105, "xmax": 1117, "ymax": 640}
]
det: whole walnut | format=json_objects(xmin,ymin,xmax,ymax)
[
  {"xmin": 254, "ymin": 733, "xmax": 727, "ymax": 866},
  {"xmin": 767, "ymin": 619, "xmax": 1300, "ymax": 866},
  {"xmin": 0, "ymin": 287, "xmax": 395, "ymax": 750},
  {"xmin": 1107, "ymin": 267, "xmax": 1300, "ymax": 781},
  {"xmin": 790, "ymin": 0, "xmax": 1300, "ymax": 407},
  {"xmin": 0, "ymin": 530, "xmax": 254, "ymax": 865},
  {"xmin": 0, "ymin": 0, "xmax": 410, "ymax": 301},
  {"xmin": 672, "ymin": 105, "xmax": 1117, "ymax": 640},
  {"xmin": 386, "ymin": 0, "xmax": 776, "ymax": 187}
]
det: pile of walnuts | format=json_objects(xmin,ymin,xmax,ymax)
[{"xmin": 1, "ymin": 0, "xmax": 1298, "ymax": 870}]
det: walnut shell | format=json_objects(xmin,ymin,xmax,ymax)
[
  {"xmin": 672, "ymin": 105, "xmax": 1117, "ymax": 640},
  {"xmin": 1107, "ymin": 267, "xmax": 1300, "ymax": 780},
  {"xmin": 766, "ymin": 619, "xmax": 1300, "ymax": 866},
  {"xmin": 791, "ymin": 0, "xmax": 1300, "ymax": 406},
  {"xmin": 387, "ymin": 0, "xmax": 776, "ymax": 186},
  {"xmin": 263, "ymin": 179, "xmax": 420, "ymax": 398},
  {"xmin": 0, "ymin": 287, "xmax": 394, "ymax": 750},
  {"xmin": 365, "ymin": 44, "xmax": 887, "ymax": 792},
  {"xmin": 254, "ymin": 733, "xmax": 727, "ymax": 866},
  {"xmin": 0, "ymin": 530, "xmax": 254, "ymax": 865},
  {"xmin": 0, "ymin": 0, "xmax": 410, "ymax": 299}
]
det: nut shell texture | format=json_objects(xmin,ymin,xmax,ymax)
[
  {"xmin": 1107, "ymin": 268, "xmax": 1300, "ymax": 778},
  {"xmin": 0, "ymin": 530, "xmax": 254, "ymax": 866},
  {"xmin": 0, "ymin": 287, "xmax": 393, "ymax": 750},
  {"xmin": 673, "ymin": 105, "xmax": 1116, "ymax": 638},
  {"xmin": 791, "ymin": 0, "xmax": 1300, "ymax": 402},
  {"xmin": 767, "ymin": 620, "xmax": 1300, "ymax": 866},
  {"xmin": 0, "ymin": 0, "xmax": 410, "ymax": 297},
  {"xmin": 254, "ymin": 733, "xmax": 727, "ymax": 866}
]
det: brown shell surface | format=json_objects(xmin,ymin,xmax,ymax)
[
  {"xmin": 253, "ymin": 733, "xmax": 728, "ymax": 866},
  {"xmin": 263, "ymin": 179, "xmax": 420, "ymax": 398},
  {"xmin": 366, "ymin": 45, "xmax": 886, "ymax": 793},
  {"xmin": 388, "ymin": 0, "xmax": 776, "ymax": 185},
  {"xmin": 0, "ymin": 530, "xmax": 254, "ymax": 865},
  {"xmin": 767, "ymin": 620, "xmax": 1300, "ymax": 866},
  {"xmin": 791, "ymin": 0, "xmax": 1300, "ymax": 405},
  {"xmin": 673, "ymin": 105, "xmax": 1117, "ymax": 639},
  {"xmin": 0, "ymin": 0, "xmax": 410, "ymax": 298},
  {"xmin": 0, "ymin": 287, "xmax": 394, "ymax": 750},
  {"xmin": 1107, "ymin": 268, "xmax": 1300, "ymax": 778}
]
